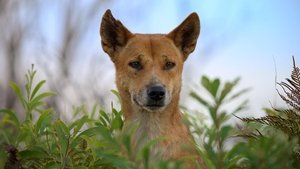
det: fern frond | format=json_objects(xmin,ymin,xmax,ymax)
[
  {"xmin": 277, "ymin": 90, "xmax": 300, "ymax": 111},
  {"xmin": 291, "ymin": 56, "xmax": 300, "ymax": 90},
  {"xmin": 277, "ymin": 56, "xmax": 300, "ymax": 111},
  {"xmin": 241, "ymin": 115, "xmax": 300, "ymax": 137},
  {"xmin": 282, "ymin": 109, "xmax": 300, "ymax": 122}
]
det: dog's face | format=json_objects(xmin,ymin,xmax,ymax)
[
  {"xmin": 100, "ymin": 10, "xmax": 200, "ymax": 113},
  {"xmin": 114, "ymin": 35, "xmax": 183, "ymax": 112}
]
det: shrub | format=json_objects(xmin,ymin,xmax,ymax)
[
  {"xmin": 187, "ymin": 57, "xmax": 300, "ymax": 169},
  {"xmin": 236, "ymin": 57, "xmax": 300, "ymax": 168},
  {"xmin": 188, "ymin": 76, "xmax": 249, "ymax": 169},
  {"xmin": 0, "ymin": 65, "xmax": 181, "ymax": 169},
  {"xmin": 1, "ymin": 57, "xmax": 300, "ymax": 169}
]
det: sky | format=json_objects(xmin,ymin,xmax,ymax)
[
  {"xmin": 5, "ymin": 0, "xmax": 298, "ymax": 118},
  {"xmin": 99, "ymin": 0, "xmax": 300, "ymax": 117}
]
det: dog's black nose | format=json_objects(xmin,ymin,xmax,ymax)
[{"xmin": 147, "ymin": 85, "xmax": 166, "ymax": 101}]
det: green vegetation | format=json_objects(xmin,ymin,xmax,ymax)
[{"xmin": 1, "ymin": 60, "xmax": 300, "ymax": 169}]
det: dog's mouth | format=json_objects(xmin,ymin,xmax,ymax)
[
  {"xmin": 133, "ymin": 97, "xmax": 165, "ymax": 111},
  {"xmin": 145, "ymin": 103, "xmax": 164, "ymax": 110},
  {"xmin": 145, "ymin": 100, "xmax": 165, "ymax": 108}
]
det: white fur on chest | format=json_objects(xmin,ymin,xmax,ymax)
[
  {"xmin": 132, "ymin": 111, "xmax": 169, "ymax": 157},
  {"xmin": 133, "ymin": 111, "xmax": 164, "ymax": 141}
]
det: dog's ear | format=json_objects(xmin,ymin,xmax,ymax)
[
  {"xmin": 167, "ymin": 13, "xmax": 200, "ymax": 61},
  {"xmin": 100, "ymin": 10, "xmax": 132, "ymax": 61}
]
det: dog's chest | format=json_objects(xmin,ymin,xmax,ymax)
[
  {"xmin": 134, "ymin": 112, "xmax": 164, "ymax": 140},
  {"xmin": 132, "ymin": 112, "xmax": 171, "ymax": 157}
]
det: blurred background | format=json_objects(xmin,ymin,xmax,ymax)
[{"xmin": 0, "ymin": 0, "xmax": 299, "ymax": 119}]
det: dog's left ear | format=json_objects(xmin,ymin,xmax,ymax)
[{"xmin": 167, "ymin": 13, "xmax": 200, "ymax": 61}]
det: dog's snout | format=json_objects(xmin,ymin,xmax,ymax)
[{"xmin": 147, "ymin": 85, "xmax": 165, "ymax": 101}]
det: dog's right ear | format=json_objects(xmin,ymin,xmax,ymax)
[
  {"xmin": 166, "ymin": 13, "xmax": 200, "ymax": 61},
  {"xmin": 100, "ymin": 10, "xmax": 132, "ymax": 61}
]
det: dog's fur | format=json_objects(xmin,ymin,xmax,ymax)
[{"xmin": 100, "ymin": 10, "xmax": 206, "ymax": 168}]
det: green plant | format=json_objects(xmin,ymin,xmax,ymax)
[
  {"xmin": 0, "ymin": 65, "xmax": 185, "ymax": 169},
  {"xmin": 2, "ymin": 58, "xmax": 300, "ymax": 169},
  {"xmin": 189, "ymin": 76, "xmax": 249, "ymax": 169},
  {"xmin": 236, "ymin": 57, "xmax": 300, "ymax": 168}
]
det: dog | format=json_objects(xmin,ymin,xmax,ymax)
[{"xmin": 100, "ymin": 10, "xmax": 206, "ymax": 168}]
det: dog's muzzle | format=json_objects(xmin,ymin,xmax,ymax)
[{"xmin": 132, "ymin": 84, "xmax": 171, "ymax": 112}]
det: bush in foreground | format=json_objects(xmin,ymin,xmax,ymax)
[{"xmin": 1, "ymin": 59, "xmax": 300, "ymax": 169}]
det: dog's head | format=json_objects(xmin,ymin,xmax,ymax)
[{"xmin": 100, "ymin": 10, "xmax": 200, "ymax": 113}]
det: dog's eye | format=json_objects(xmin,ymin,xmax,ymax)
[
  {"xmin": 129, "ymin": 61, "xmax": 143, "ymax": 70},
  {"xmin": 164, "ymin": 62, "xmax": 175, "ymax": 70}
]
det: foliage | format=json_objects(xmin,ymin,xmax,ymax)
[
  {"xmin": 0, "ymin": 65, "xmax": 181, "ymax": 169},
  {"xmin": 237, "ymin": 57, "xmax": 300, "ymax": 168},
  {"xmin": 189, "ymin": 76, "xmax": 249, "ymax": 169},
  {"xmin": 241, "ymin": 57, "xmax": 300, "ymax": 138},
  {"xmin": 189, "ymin": 57, "xmax": 300, "ymax": 169},
  {"xmin": 1, "ymin": 58, "xmax": 300, "ymax": 168}
]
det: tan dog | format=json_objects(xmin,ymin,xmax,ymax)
[{"xmin": 100, "ymin": 10, "xmax": 205, "ymax": 168}]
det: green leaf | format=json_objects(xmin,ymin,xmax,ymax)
[
  {"xmin": 219, "ymin": 78, "xmax": 240, "ymax": 103},
  {"xmin": 208, "ymin": 106, "xmax": 217, "ymax": 123},
  {"xmin": 30, "ymin": 92, "xmax": 55, "ymax": 104},
  {"xmin": 35, "ymin": 109, "xmax": 52, "ymax": 135},
  {"xmin": 95, "ymin": 151, "xmax": 129, "ymax": 169},
  {"xmin": 29, "ymin": 101, "xmax": 44, "ymax": 111},
  {"xmin": 0, "ymin": 130, "xmax": 10, "ymax": 144},
  {"xmin": 201, "ymin": 76, "xmax": 221, "ymax": 98},
  {"xmin": 29, "ymin": 92, "xmax": 55, "ymax": 109},
  {"xmin": 99, "ymin": 110, "xmax": 110, "ymax": 127},
  {"xmin": 111, "ymin": 115, "xmax": 123, "ymax": 130},
  {"xmin": 0, "ymin": 109, "xmax": 20, "ymax": 128},
  {"xmin": 90, "ymin": 104, "xmax": 99, "ymax": 119},
  {"xmin": 17, "ymin": 123, "xmax": 34, "ymax": 144},
  {"xmin": 25, "ymin": 74, "xmax": 31, "ymax": 98},
  {"xmin": 44, "ymin": 162, "xmax": 59, "ymax": 169},
  {"xmin": 111, "ymin": 109, "xmax": 123, "ymax": 130},
  {"xmin": 224, "ymin": 143, "xmax": 246, "ymax": 168},
  {"xmin": 56, "ymin": 120, "xmax": 69, "ymax": 135},
  {"xmin": 111, "ymin": 89, "xmax": 121, "ymax": 102},
  {"xmin": 9, "ymin": 81, "xmax": 26, "ymax": 107},
  {"xmin": 69, "ymin": 115, "xmax": 93, "ymax": 137},
  {"xmin": 225, "ymin": 88, "xmax": 250, "ymax": 103},
  {"xmin": 122, "ymin": 134, "xmax": 132, "ymax": 157},
  {"xmin": 71, "ymin": 126, "xmax": 115, "ymax": 148},
  {"xmin": 263, "ymin": 108, "xmax": 278, "ymax": 116},
  {"xmin": 53, "ymin": 120, "xmax": 70, "ymax": 156},
  {"xmin": 30, "ymin": 80, "xmax": 46, "ymax": 100},
  {"xmin": 217, "ymin": 111, "xmax": 230, "ymax": 125},
  {"xmin": 204, "ymin": 143, "xmax": 218, "ymax": 167},
  {"xmin": 220, "ymin": 125, "xmax": 232, "ymax": 142},
  {"xmin": 211, "ymin": 79, "xmax": 220, "ymax": 97},
  {"xmin": 18, "ymin": 149, "xmax": 47, "ymax": 160},
  {"xmin": 190, "ymin": 91, "xmax": 211, "ymax": 107},
  {"xmin": 201, "ymin": 76, "xmax": 210, "ymax": 91}
]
